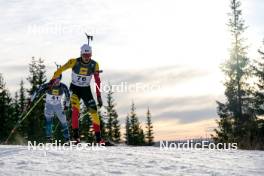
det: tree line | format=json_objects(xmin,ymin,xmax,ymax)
[
  {"xmin": 0, "ymin": 57, "xmax": 154, "ymax": 145},
  {"xmin": 214, "ymin": 0, "xmax": 264, "ymax": 150}
]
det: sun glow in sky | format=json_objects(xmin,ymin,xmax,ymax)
[{"xmin": 0, "ymin": 0, "xmax": 263, "ymax": 140}]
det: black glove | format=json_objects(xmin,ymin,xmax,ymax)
[{"xmin": 97, "ymin": 96, "xmax": 103, "ymax": 108}]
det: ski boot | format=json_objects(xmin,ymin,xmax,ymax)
[
  {"xmin": 95, "ymin": 132, "xmax": 114, "ymax": 146},
  {"xmin": 100, "ymin": 139, "xmax": 115, "ymax": 146}
]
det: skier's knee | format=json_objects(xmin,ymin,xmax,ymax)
[
  {"xmin": 70, "ymin": 94, "xmax": 80, "ymax": 110},
  {"xmin": 45, "ymin": 116, "xmax": 53, "ymax": 123}
]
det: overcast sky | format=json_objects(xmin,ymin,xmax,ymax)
[{"xmin": 0, "ymin": 0, "xmax": 263, "ymax": 140}]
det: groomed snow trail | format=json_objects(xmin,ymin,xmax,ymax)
[{"xmin": 0, "ymin": 145, "xmax": 263, "ymax": 176}]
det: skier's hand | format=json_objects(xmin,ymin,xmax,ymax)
[{"xmin": 97, "ymin": 96, "xmax": 103, "ymax": 108}]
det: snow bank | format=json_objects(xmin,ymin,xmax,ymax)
[{"xmin": 0, "ymin": 145, "xmax": 263, "ymax": 176}]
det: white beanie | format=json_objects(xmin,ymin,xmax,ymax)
[{"xmin": 81, "ymin": 44, "xmax": 92, "ymax": 54}]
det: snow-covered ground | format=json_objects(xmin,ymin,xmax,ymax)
[{"xmin": 0, "ymin": 145, "xmax": 264, "ymax": 176}]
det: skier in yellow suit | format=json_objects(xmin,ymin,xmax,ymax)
[{"xmin": 51, "ymin": 44, "xmax": 103, "ymax": 144}]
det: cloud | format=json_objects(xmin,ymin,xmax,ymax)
[
  {"xmin": 0, "ymin": 64, "xmax": 28, "ymax": 74},
  {"xmin": 107, "ymin": 93, "xmax": 218, "ymax": 126},
  {"xmin": 156, "ymin": 107, "xmax": 217, "ymax": 124},
  {"xmin": 154, "ymin": 118, "xmax": 217, "ymax": 140},
  {"xmin": 101, "ymin": 65, "xmax": 210, "ymax": 90}
]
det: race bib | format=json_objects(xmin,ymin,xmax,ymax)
[
  {"xmin": 46, "ymin": 93, "xmax": 62, "ymax": 105},
  {"xmin": 72, "ymin": 72, "xmax": 92, "ymax": 87}
]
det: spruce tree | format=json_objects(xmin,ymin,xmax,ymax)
[
  {"xmin": 105, "ymin": 86, "xmax": 120, "ymax": 142},
  {"xmin": 13, "ymin": 92, "xmax": 20, "ymax": 119},
  {"xmin": 18, "ymin": 80, "xmax": 28, "ymax": 138},
  {"xmin": 0, "ymin": 74, "xmax": 15, "ymax": 143},
  {"xmin": 12, "ymin": 92, "xmax": 22, "ymax": 141},
  {"xmin": 26, "ymin": 57, "xmax": 47, "ymax": 142},
  {"xmin": 214, "ymin": 0, "xmax": 255, "ymax": 148},
  {"xmin": 129, "ymin": 102, "xmax": 143, "ymax": 145},
  {"xmin": 106, "ymin": 90, "xmax": 113, "ymax": 140},
  {"xmin": 253, "ymin": 42, "xmax": 264, "ymax": 115},
  {"xmin": 125, "ymin": 114, "xmax": 131, "ymax": 145},
  {"xmin": 19, "ymin": 80, "xmax": 27, "ymax": 113},
  {"xmin": 112, "ymin": 111, "xmax": 121, "ymax": 143},
  {"xmin": 138, "ymin": 129, "xmax": 145, "ymax": 146},
  {"xmin": 145, "ymin": 108, "xmax": 154, "ymax": 146},
  {"xmin": 252, "ymin": 41, "xmax": 264, "ymax": 148}
]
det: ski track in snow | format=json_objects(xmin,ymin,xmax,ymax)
[{"xmin": 0, "ymin": 145, "xmax": 264, "ymax": 176}]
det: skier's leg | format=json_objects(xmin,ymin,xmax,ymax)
[
  {"xmin": 88, "ymin": 106, "xmax": 101, "ymax": 143},
  {"xmin": 44, "ymin": 103, "xmax": 54, "ymax": 141},
  {"xmin": 83, "ymin": 92, "xmax": 101, "ymax": 143},
  {"xmin": 54, "ymin": 104, "xmax": 70, "ymax": 141},
  {"xmin": 70, "ymin": 93, "xmax": 80, "ymax": 141}
]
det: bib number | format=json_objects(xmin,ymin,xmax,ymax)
[
  {"xmin": 77, "ymin": 76, "xmax": 87, "ymax": 82},
  {"xmin": 46, "ymin": 94, "xmax": 61, "ymax": 104},
  {"xmin": 72, "ymin": 72, "xmax": 92, "ymax": 87}
]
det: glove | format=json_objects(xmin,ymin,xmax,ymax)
[{"xmin": 97, "ymin": 96, "xmax": 103, "ymax": 108}]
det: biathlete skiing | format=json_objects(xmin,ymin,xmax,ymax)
[
  {"xmin": 50, "ymin": 35, "xmax": 105, "ymax": 144},
  {"xmin": 30, "ymin": 75, "xmax": 70, "ymax": 143}
]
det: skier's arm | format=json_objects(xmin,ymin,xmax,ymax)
[
  {"xmin": 31, "ymin": 83, "xmax": 49, "ymax": 102},
  {"xmin": 93, "ymin": 62, "xmax": 101, "ymax": 98},
  {"xmin": 94, "ymin": 62, "xmax": 103, "ymax": 107},
  {"xmin": 61, "ymin": 83, "xmax": 70, "ymax": 102},
  {"xmin": 61, "ymin": 83, "xmax": 70, "ymax": 109},
  {"xmin": 52, "ymin": 58, "xmax": 76, "ymax": 79}
]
